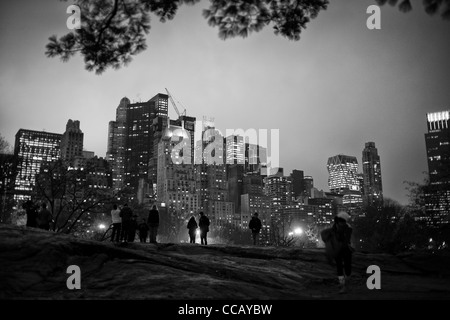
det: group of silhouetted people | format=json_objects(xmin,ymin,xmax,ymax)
[
  {"xmin": 23, "ymin": 200, "xmax": 53, "ymax": 230},
  {"xmin": 186, "ymin": 211, "xmax": 210, "ymax": 245},
  {"xmin": 110, "ymin": 204, "xmax": 160, "ymax": 244}
]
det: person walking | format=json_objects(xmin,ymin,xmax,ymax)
[
  {"xmin": 187, "ymin": 216, "xmax": 198, "ymax": 244},
  {"xmin": 198, "ymin": 212, "xmax": 210, "ymax": 245},
  {"xmin": 248, "ymin": 212, "xmax": 262, "ymax": 245},
  {"xmin": 119, "ymin": 203, "xmax": 133, "ymax": 242},
  {"xmin": 138, "ymin": 218, "xmax": 149, "ymax": 243},
  {"xmin": 110, "ymin": 204, "xmax": 122, "ymax": 242},
  {"xmin": 326, "ymin": 211, "xmax": 354, "ymax": 294},
  {"xmin": 37, "ymin": 203, "xmax": 53, "ymax": 231},
  {"xmin": 23, "ymin": 200, "xmax": 38, "ymax": 228},
  {"xmin": 147, "ymin": 205, "xmax": 160, "ymax": 244}
]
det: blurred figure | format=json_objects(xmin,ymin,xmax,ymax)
[
  {"xmin": 110, "ymin": 204, "xmax": 122, "ymax": 242},
  {"xmin": 127, "ymin": 215, "xmax": 138, "ymax": 242},
  {"xmin": 187, "ymin": 216, "xmax": 198, "ymax": 244},
  {"xmin": 138, "ymin": 218, "xmax": 149, "ymax": 243},
  {"xmin": 37, "ymin": 203, "xmax": 53, "ymax": 231},
  {"xmin": 198, "ymin": 212, "xmax": 210, "ymax": 245},
  {"xmin": 332, "ymin": 211, "xmax": 353, "ymax": 293},
  {"xmin": 23, "ymin": 200, "xmax": 38, "ymax": 228},
  {"xmin": 248, "ymin": 212, "xmax": 262, "ymax": 245},
  {"xmin": 119, "ymin": 203, "xmax": 133, "ymax": 242},
  {"xmin": 147, "ymin": 205, "xmax": 160, "ymax": 244}
]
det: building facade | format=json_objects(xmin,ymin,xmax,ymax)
[
  {"xmin": 423, "ymin": 110, "xmax": 450, "ymax": 226},
  {"xmin": 362, "ymin": 142, "xmax": 383, "ymax": 209},
  {"xmin": 60, "ymin": 119, "xmax": 83, "ymax": 165},
  {"xmin": 13, "ymin": 129, "xmax": 62, "ymax": 201}
]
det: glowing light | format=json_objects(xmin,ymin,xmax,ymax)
[
  {"xmin": 288, "ymin": 232, "xmax": 294, "ymax": 236},
  {"xmin": 294, "ymin": 227, "xmax": 303, "ymax": 235},
  {"xmin": 196, "ymin": 229, "xmax": 200, "ymax": 236},
  {"xmin": 429, "ymin": 238, "xmax": 433, "ymax": 243},
  {"xmin": 99, "ymin": 224, "xmax": 106, "ymax": 230}
]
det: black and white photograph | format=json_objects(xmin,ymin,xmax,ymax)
[{"xmin": 0, "ymin": 0, "xmax": 449, "ymax": 310}]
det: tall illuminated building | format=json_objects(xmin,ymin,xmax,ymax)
[
  {"xmin": 423, "ymin": 110, "xmax": 450, "ymax": 226},
  {"xmin": 226, "ymin": 135, "xmax": 245, "ymax": 165},
  {"xmin": 327, "ymin": 155, "xmax": 360, "ymax": 193},
  {"xmin": 106, "ymin": 93, "xmax": 169, "ymax": 194},
  {"xmin": 106, "ymin": 97, "xmax": 128, "ymax": 191},
  {"xmin": 327, "ymin": 154, "xmax": 363, "ymax": 216},
  {"xmin": 13, "ymin": 129, "xmax": 62, "ymax": 200},
  {"xmin": 157, "ymin": 123, "xmax": 198, "ymax": 217},
  {"xmin": 362, "ymin": 142, "xmax": 383, "ymax": 209}
]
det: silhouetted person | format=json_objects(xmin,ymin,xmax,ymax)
[
  {"xmin": 128, "ymin": 215, "xmax": 138, "ymax": 242},
  {"xmin": 187, "ymin": 216, "xmax": 198, "ymax": 244},
  {"xmin": 119, "ymin": 203, "xmax": 133, "ymax": 242},
  {"xmin": 147, "ymin": 205, "xmax": 159, "ymax": 244},
  {"xmin": 332, "ymin": 211, "xmax": 353, "ymax": 293},
  {"xmin": 110, "ymin": 204, "xmax": 121, "ymax": 242},
  {"xmin": 198, "ymin": 212, "xmax": 210, "ymax": 245},
  {"xmin": 249, "ymin": 212, "xmax": 262, "ymax": 245},
  {"xmin": 37, "ymin": 203, "xmax": 53, "ymax": 231},
  {"xmin": 23, "ymin": 200, "xmax": 37, "ymax": 228},
  {"xmin": 138, "ymin": 218, "xmax": 149, "ymax": 243}
]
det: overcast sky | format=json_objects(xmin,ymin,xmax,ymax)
[{"xmin": 1, "ymin": 0, "xmax": 449, "ymax": 205}]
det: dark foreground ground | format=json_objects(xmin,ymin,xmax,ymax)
[{"xmin": 1, "ymin": 224, "xmax": 450, "ymax": 300}]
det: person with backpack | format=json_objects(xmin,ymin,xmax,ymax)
[
  {"xmin": 187, "ymin": 216, "xmax": 198, "ymax": 244},
  {"xmin": 147, "ymin": 205, "xmax": 160, "ymax": 244},
  {"xmin": 321, "ymin": 211, "xmax": 354, "ymax": 294},
  {"xmin": 248, "ymin": 212, "xmax": 262, "ymax": 245},
  {"xmin": 119, "ymin": 203, "xmax": 133, "ymax": 242},
  {"xmin": 198, "ymin": 212, "xmax": 210, "ymax": 245}
]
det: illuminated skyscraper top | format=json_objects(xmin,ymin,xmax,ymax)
[
  {"xmin": 425, "ymin": 110, "xmax": 450, "ymax": 185},
  {"xmin": 327, "ymin": 155, "xmax": 360, "ymax": 194}
]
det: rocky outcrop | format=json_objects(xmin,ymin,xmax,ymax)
[{"xmin": 1, "ymin": 225, "xmax": 449, "ymax": 300}]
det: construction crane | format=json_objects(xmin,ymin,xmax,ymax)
[{"xmin": 165, "ymin": 88, "xmax": 186, "ymax": 118}]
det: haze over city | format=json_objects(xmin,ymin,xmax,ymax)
[{"xmin": 1, "ymin": 0, "xmax": 450, "ymax": 205}]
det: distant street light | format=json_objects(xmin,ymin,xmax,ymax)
[
  {"xmin": 98, "ymin": 224, "xmax": 106, "ymax": 230},
  {"xmin": 288, "ymin": 232, "xmax": 294, "ymax": 236},
  {"xmin": 294, "ymin": 227, "xmax": 303, "ymax": 235}
]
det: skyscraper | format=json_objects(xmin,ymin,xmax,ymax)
[
  {"xmin": 423, "ymin": 110, "xmax": 450, "ymax": 226},
  {"xmin": 327, "ymin": 155, "xmax": 360, "ymax": 193},
  {"xmin": 290, "ymin": 169, "xmax": 304, "ymax": 198},
  {"xmin": 362, "ymin": 142, "xmax": 383, "ymax": 209},
  {"xmin": 327, "ymin": 154, "xmax": 363, "ymax": 216},
  {"xmin": 13, "ymin": 129, "xmax": 62, "ymax": 200},
  {"xmin": 60, "ymin": 119, "xmax": 84, "ymax": 165},
  {"xmin": 226, "ymin": 135, "xmax": 245, "ymax": 165},
  {"xmin": 425, "ymin": 111, "xmax": 450, "ymax": 185},
  {"xmin": 157, "ymin": 124, "xmax": 198, "ymax": 217},
  {"xmin": 106, "ymin": 97, "xmax": 128, "ymax": 191},
  {"xmin": 265, "ymin": 169, "xmax": 293, "ymax": 221},
  {"xmin": 106, "ymin": 94, "xmax": 169, "ymax": 194},
  {"xmin": 303, "ymin": 176, "xmax": 314, "ymax": 197}
]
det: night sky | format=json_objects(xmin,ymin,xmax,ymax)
[{"xmin": 1, "ymin": 0, "xmax": 449, "ymax": 205}]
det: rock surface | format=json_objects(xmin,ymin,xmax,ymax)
[{"xmin": 1, "ymin": 224, "xmax": 450, "ymax": 300}]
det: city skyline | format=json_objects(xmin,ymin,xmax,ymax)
[{"xmin": 1, "ymin": 0, "xmax": 450, "ymax": 205}]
